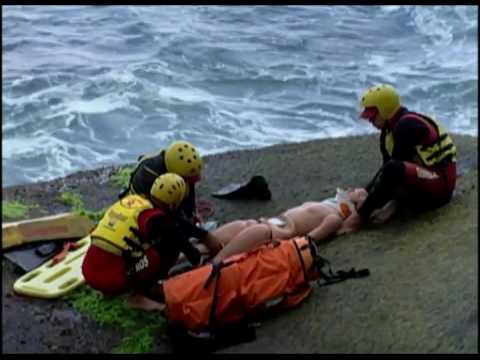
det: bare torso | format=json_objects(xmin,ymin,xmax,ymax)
[
  {"xmin": 278, "ymin": 201, "xmax": 340, "ymax": 237},
  {"xmin": 209, "ymin": 190, "xmax": 366, "ymax": 262}
]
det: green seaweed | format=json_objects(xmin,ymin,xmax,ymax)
[
  {"xmin": 59, "ymin": 192, "xmax": 85, "ymax": 211},
  {"xmin": 59, "ymin": 191, "xmax": 105, "ymax": 222},
  {"xmin": 112, "ymin": 325, "xmax": 161, "ymax": 354},
  {"xmin": 68, "ymin": 286, "xmax": 165, "ymax": 354},
  {"xmin": 2, "ymin": 200, "xmax": 38, "ymax": 220},
  {"xmin": 110, "ymin": 167, "xmax": 134, "ymax": 189}
]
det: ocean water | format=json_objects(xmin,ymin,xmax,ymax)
[{"xmin": 2, "ymin": 5, "xmax": 478, "ymax": 187}]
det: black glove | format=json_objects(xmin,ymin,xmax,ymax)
[{"xmin": 178, "ymin": 236, "xmax": 201, "ymax": 266}]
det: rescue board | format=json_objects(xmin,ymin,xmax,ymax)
[
  {"xmin": 2, "ymin": 212, "xmax": 95, "ymax": 250},
  {"xmin": 13, "ymin": 235, "xmax": 91, "ymax": 299}
]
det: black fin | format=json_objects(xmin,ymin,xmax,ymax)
[{"xmin": 211, "ymin": 176, "xmax": 271, "ymax": 200}]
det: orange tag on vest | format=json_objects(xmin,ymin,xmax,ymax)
[{"xmin": 339, "ymin": 203, "xmax": 352, "ymax": 219}]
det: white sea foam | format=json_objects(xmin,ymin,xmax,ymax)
[
  {"xmin": 157, "ymin": 86, "xmax": 215, "ymax": 104},
  {"xmin": 2, "ymin": 5, "xmax": 477, "ymax": 186}
]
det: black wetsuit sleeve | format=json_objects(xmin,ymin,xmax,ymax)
[
  {"xmin": 148, "ymin": 215, "xmax": 201, "ymax": 266},
  {"xmin": 391, "ymin": 118, "xmax": 430, "ymax": 161},
  {"xmin": 365, "ymin": 166, "xmax": 383, "ymax": 194},
  {"xmin": 146, "ymin": 214, "xmax": 177, "ymax": 240},
  {"xmin": 179, "ymin": 185, "xmax": 197, "ymax": 220},
  {"xmin": 175, "ymin": 214, "xmax": 208, "ymax": 240},
  {"xmin": 365, "ymin": 131, "xmax": 389, "ymax": 192}
]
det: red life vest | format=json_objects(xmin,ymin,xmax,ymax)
[{"xmin": 383, "ymin": 111, "xmax": 457, "ymax": 168}]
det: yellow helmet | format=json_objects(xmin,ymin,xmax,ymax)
[
  {"xmin": 359, "ymin": 84, "xmax": 401, "ymax": 121},
  {"xmin": 164, "ymin": 141, "xmax": 203, "ymax": 179},
  {"xmin": 150, "ymin": 173, "xmax": 186, "ymax": 210}
]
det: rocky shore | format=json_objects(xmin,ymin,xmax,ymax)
[{"xmin": 2, "ymin": 134, "xmax": 477, "ymax": 353}]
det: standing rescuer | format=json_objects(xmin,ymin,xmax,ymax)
[
  {"xmin": 353, "ymin": 84, "xmax": 457, "ymax": 225},
  {"xmin": 122, "ymin": 140, "xmax": 204, "ymax": 224}
]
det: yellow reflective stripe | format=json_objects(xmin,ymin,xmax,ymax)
[
  {"xmin": 416, "ymin": 122, "xmax": 456, "ymax": 166},
  {"xmin": 383, "ymin": 112, "xmax": 457, "ymax": 167},
  {"xmin": 385, "ymin": 132, "xmax": 394, "ymax": 156},
  {"xmin": 424, "ymin": 141, "xmax": 455, "ymax": 162},
  {"xmin": 419, "ymin": 133, "xmax": 448, "ymax": 152},
  {"xmin": 418, "ymin": 145, "xmax": 457, "ymax": 166},
  {"xmin": 91, "ymin": 236, "xmax": 123, "ymax": 256}
]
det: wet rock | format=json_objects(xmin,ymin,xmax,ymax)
[
  {"xmin": 60, "ymin": 328, "xmax": 73, "ymax": 336},
  {"xmin": 51, "ymin": 308, "xmax": 82, "ymax": 327},
  {"xmin": 1, "ymin": 134, "xmax": 477, "ymax": 354},
  {"xmin": 34, "ymin": 314, "xmax": 47, "ymax": 323}
]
